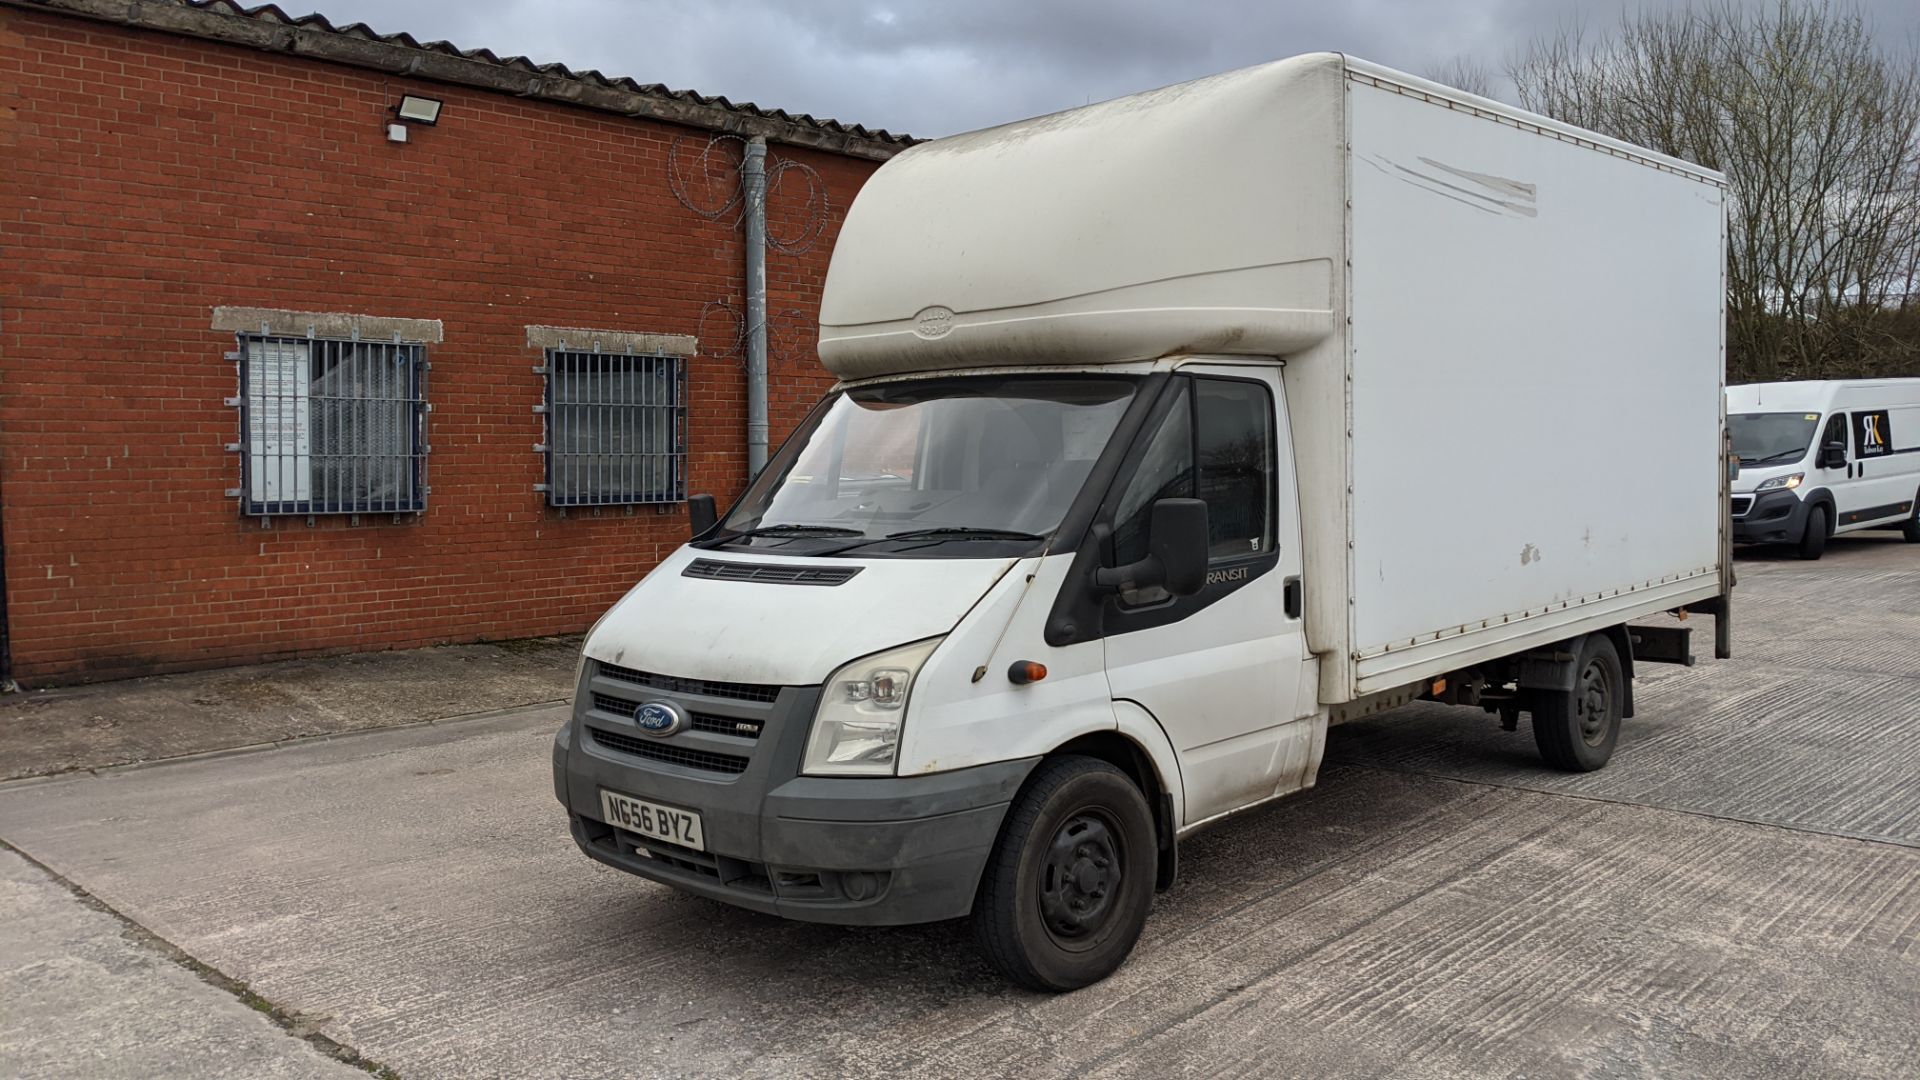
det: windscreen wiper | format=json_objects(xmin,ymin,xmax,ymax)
[
  {"xmin": 723, "ymin": 523, "xmax": 864, "ymax": 540},
  {"xmin": 883, "ymin": 527, "xmax": 1047, "ymax": 542},
  {"xmin": 1741, "ymin": 450, "xmax": 1809, "ymax": 467},
  {"xmin": 810, "ymin": 525, "xmax": 1049, "ymax": 556}
]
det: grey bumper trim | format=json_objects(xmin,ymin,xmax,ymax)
[
  {"xmin": 566, "ymin": 711, "xmax": 1039, "ymax": 925},
  {"xmin": 1732, "ymin": 488, "xmax": 1816, "ymax": 544}
]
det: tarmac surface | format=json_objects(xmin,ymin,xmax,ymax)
[{"xmin": 0, "ymin": 532, "xmax": 1915, "ymax": 1077}]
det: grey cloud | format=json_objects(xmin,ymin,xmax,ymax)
[{"xmin": 309, "ymin": 0, "xmax": 1920, "ymax": 137}]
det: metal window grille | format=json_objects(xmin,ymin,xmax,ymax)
[
  {"xmin": 538, "ymin": 350, "xmax": 687, "ymax": 507},
  {"xmin": 233, "ymin": 335, "xmax": 429, "ymax": 516}
]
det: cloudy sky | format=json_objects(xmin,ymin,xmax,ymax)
[{"xmin": 310, "ymin": 0, "xmax": 1920, "ymax": 137}]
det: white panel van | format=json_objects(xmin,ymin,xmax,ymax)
[{"xmin": 1728, "ymin": 380, "xmax": 1920, "ymax": 558}]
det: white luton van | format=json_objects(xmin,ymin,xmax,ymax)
[
  {"xmin": 555, "ymin": 54, "xmax": 1734, "ymax": 989},
  {"xmin": 1728, "ymin": 380, "xmax": 1920, "ymax": 557}
]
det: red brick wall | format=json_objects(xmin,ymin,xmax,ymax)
[{"xmin": 0, "ymin": 7, "xmax": 881, "ymax": 684}]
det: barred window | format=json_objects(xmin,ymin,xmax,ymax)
[
  {"xmin": 235, "ymin": 335, "xmax": 428, "ymax": 516},
  {"xmin": 540, "ymin": 351, "xmax": 687, "ymax": 506}
]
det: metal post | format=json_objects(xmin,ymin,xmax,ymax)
[{"xmin": 743, "ymin": 135, "xmax": 770, "ymax": 478}]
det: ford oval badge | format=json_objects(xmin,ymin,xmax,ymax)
[{"xmin": 634, "ymin": 702, "xmax": 685, "ymax": 737}]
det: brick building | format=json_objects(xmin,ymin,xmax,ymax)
[{"xmin": 0, "ymin": 0, "xmax": 910, "ymax": 684}]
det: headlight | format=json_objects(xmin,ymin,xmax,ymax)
[
  {"xmin": 803, "ymin": 637, "xmax": 942, "ymax": 776},
  {"xmin": 1755, "ymin": 472, "xmax": 1803, "ymax": 492}
]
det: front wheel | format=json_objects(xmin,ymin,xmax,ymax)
[
  {"xmin": 1902, "ymin": 490, "xmax": 1919, "ymax": 543},
  {"xmin": 972, "ymin": 755, "xmax": 1156, "ymax": 991},
  {"xmin": 1797, "ymin": 504, "xmax": 1829, "ymax": 560},
  {"xmin": 1531, "ymin": 633, "xmax": 1625, "ymax": 772}
]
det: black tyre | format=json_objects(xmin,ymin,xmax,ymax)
[
  {"xmin": 972, "ymin": 755, "xmax": 1156, "ymax": 992},
  {"xmin": 1797, "ymin": 504, "xmax": 1828, "ymax": 560},
  {"xmin": 1789, "ymin": 503, "xmax": 1820, "ymax": 553},
  {"xmin": 1902, "ymin": 490, "xmax": 1919, "ymax": 543},
  {"xmin": 1531, "ymin": 634, "xmax": 1625, "ymax": 772}
]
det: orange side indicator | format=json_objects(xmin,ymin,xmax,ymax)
[{"xmin": 1008, "ymin": 661, "xmax": 1048, "ymax": 685}]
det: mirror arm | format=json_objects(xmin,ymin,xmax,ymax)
[{"xmin": 1093, "ymin": 556, "xmax": 1162, "ymax": 592}]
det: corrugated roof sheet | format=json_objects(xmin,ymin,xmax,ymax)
[{"xmin": 8, "ymin": 0, "xmax": 916, "ymax": 156}]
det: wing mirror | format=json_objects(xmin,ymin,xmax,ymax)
[
  {"xmin": 688, "ymin": 493, "xmax": 718, "ymax": 538},
  {"xmin": 1817, "ymin": 442, "xmax": 1847, "ymax": 470},
  {"xmin": 1094, "ymin": 498, "xmax": 1209, "ymax": 597}
]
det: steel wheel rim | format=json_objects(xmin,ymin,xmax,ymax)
[
  {"xmin": 1038, "ymin": 807, "xmax": 1124, "ymax": 951},
  {"xmin": 1577, "ymin": 658, "xmax": 1612, "ymax": 746}
]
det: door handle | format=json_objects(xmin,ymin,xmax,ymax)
[{"xmin": 1283, "ymin": 575, "xmax": 1303, "ymax": 620}]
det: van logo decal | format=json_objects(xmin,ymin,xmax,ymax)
[
  {"xmin": 1205, "ymin": 565, "xmax": 1251, "ymax": 586},
  {"xmin": 912, "ymin": 306, "xmax": 956, "ymax": 339},
  {"xmin": 634, "ymin": 702, "xmax": 685, "ymax": 737},
  {"xmin": 1853, "ymin": 410, "xmax": 1892, "ymax": 458}
]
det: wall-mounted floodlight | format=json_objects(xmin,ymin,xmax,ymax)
[{"xmin": 395, "ymin": 95, "xmax": 442, "ymax": 125}]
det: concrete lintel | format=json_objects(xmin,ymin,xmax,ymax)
[
  {"xmin": 211, "ymin": 307, "xmax": 444, "ymax": 344},
  {"xmin": 525, "ymin": 325, "xmax": 697, "ymax": 356}
]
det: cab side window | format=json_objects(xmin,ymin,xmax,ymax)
[
  {"xmin": 1820, "ymin": 414, "xmax": 1848, "ymax": 464},
  {"xmin": 1109, "ymin": 377, "xmax": 1276, "ymax": 605},
  {"xmin": 1110, "ymin": 383, "xmax": 1192, "ymax": 588},
  {"xmin": 1194, "ymin": 379, "xmax": 1275, "ymax": 559}
]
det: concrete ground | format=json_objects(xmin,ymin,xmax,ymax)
[
  {"xmin": 0, "ymin": 532, "xmax": 1914, "ymax": 1077},
  {"xmin": 0, "ymin": 848, "xmax": 363, "ymax": 1079},
  {"xmin": 0, "ymin": 636, "xmax": 578, "ymax": 781}
]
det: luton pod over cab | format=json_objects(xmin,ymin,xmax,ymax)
[
  {"xmin": 555, "ymin": 54, "xmax": 1734, "ymax": 990},
  {"xmin": 1727, "ymin": 379, "xmax": 1920, "ymax": 558}
]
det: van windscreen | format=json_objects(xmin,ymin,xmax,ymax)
[
  {"xmin": 709, "ymin": 375, "xmax": 1140, "ymax": 557},
  {"xmin": 1730, "ymin": 412, "xmax": 1820, "ymax": 467}
]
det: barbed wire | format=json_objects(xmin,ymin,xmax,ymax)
[
  {"xmin": 767, "ymin": 306, "xmax": 817, "ymax": 362},
  {"xmin": 697, "ymin": 300, "xmax": 818, "ymax": 370},
  {"xmin": 696, "ymin": 299, "xmax": 746, "ymax": 361},
  {"xmin": 667, "ymin": 133, "xmax": 745, "ymax": 223},
  {"xmin": 764, "ymin": 159, "xmax": 829, "ymax": 254},
  {"xmin": 666, "ymin": 133, "xmax": 830, "ymax": 253},
  {"xmin": 673, "ymin": 133, "xmax": 830, "ymax": 374}
]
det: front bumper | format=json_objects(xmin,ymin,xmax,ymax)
[
  {"xmin": 1732, "ymin": 488, "xmax": 1811, "ymax": 544},
  {"xmin": 552, "ymin": 663, "xmax": 1037, "ymax": 926}
]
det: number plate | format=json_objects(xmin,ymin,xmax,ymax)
[{"xmin": 600, "ymin": 789, "xmax": 705, "ymax": 852}]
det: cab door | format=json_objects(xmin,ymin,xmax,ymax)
[
  {"xmin": 1811, "ymin": 412, "xmax": 1855, "ymax": 522},
  {"xmin": 1845, "ymin": 407, "xmax": 1914, "ymax": 528},
  {"xmin": 1100, "ymin": 365, "xmax": 1316, "ymax": 826}
]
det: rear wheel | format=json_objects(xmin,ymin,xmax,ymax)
[
  {"xmin": 1797, "ymin": 504, "xmax": 1828, "ymax": 560},
  {"xmin": 1531, "ymin": 634, "xmax": 1625, "ymax": 772},
  {"xmin": 972, "ymin": 755, "xmax": 1156, "ymax": 992},
  {"xmin": 1902, "ymin": 490, "xmax": 1919, "ymax": 543}
]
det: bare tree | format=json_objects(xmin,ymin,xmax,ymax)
[
  {"xmin": 1509, "ymin": 0, "xmax": 1920, "ymax": 380},
  {"xmin": 1422, "ymin": 56, "xmax": 1497, "ymax": 99}
]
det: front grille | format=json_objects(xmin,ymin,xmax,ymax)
[
  {"xmin": 581, "ymin": 818, "xmax": 774, "ymax": 893},
  {"xmin": 684, "ymin": 558, "xmax": 862, "ymax": 586},
  {"xmin": 596, "ymin": 662, "xmax": 781, "ymax": 704},
  {"xmin": 590, "ymin": 694, "xmax": 763, "ymax": 739},
  {"xmin": 1731, "ymin": 496, "xmax": 1753, "ymax": 518},
  {"xmin": 692, "ymin": 714, "xmax": 764, "ymax": 739},
  {"xmin": 587, "ymin": 727, "xmax": 750, "ymax": 775},
  {"xmin": 591, "ymin": 692, "xmax": 638, "ymax": 717}
]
